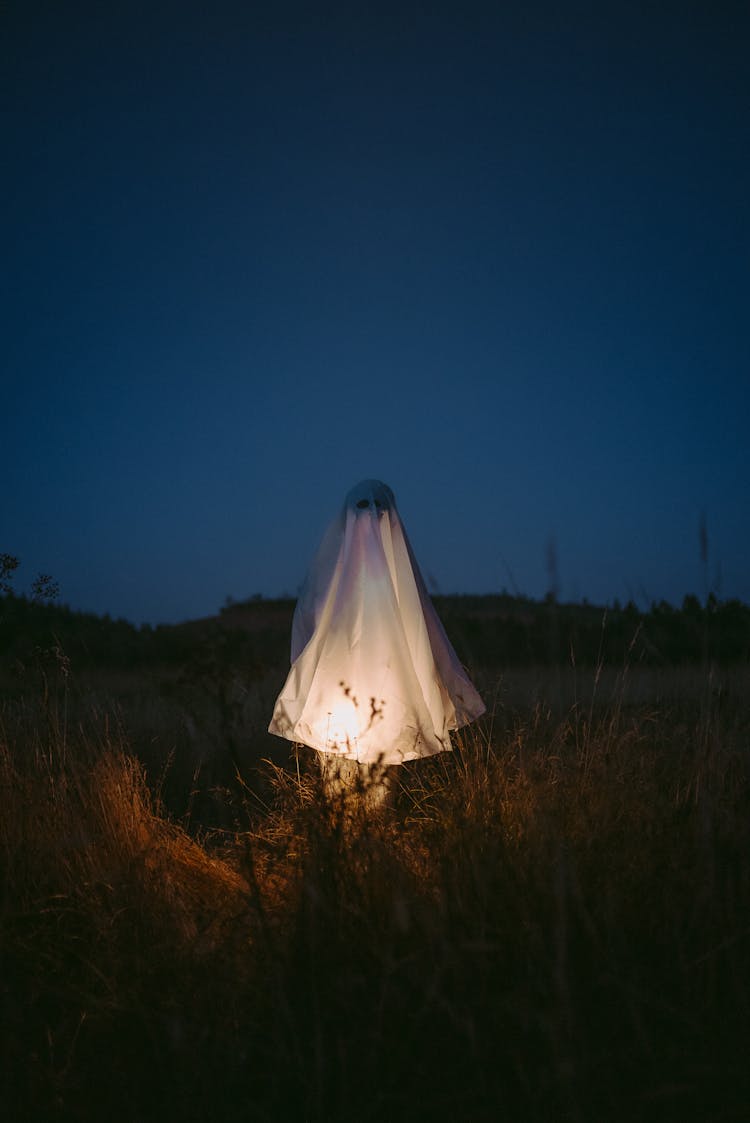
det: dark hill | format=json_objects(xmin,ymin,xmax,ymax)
[{"xmin": 2, "ymin": 592, "xmax": 749, "ymax": 677}]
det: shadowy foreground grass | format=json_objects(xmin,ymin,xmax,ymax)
[{"xmin": 2, "ymin": 673, "xmax": 750, "ymax": 1122}]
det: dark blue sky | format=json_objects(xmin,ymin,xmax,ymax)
[{"xmin": 3, "ymin": 0, "xmax": 748, "ymax": 624}]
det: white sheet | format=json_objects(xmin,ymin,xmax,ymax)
[{"xmin": 269, "ymin": 480, "xmax": 485, "ymax": 764}]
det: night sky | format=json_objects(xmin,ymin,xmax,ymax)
[{"xmin": 4, "ymin": 0, "xmax": 748, "ymax": 625}]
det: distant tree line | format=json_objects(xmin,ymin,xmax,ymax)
[
  {"xmin": 1, "ymin": 591, "xmax": 749, "ymax": 679},
  {"xmin": 433, "ymin": 593, "xmax": 750, "ymax": 668},
  {"xmin": 0, "ymin": 593, "xmax": 294, "ymax": 677}
]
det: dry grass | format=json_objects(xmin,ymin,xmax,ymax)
[{"xmin": 2, "ymin": 665, "xmax": 750, "ymax": 1121}]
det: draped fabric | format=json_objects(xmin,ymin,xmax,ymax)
[{"xmin": 269, "ymin": 480, "xmax": 485, "ymax": 765}]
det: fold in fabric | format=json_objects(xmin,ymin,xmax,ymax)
[{"xmin": 269, "ymin": 479, "xmax": 485, "ymax": 765}]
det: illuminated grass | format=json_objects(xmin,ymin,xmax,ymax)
[{"xmin": 2, "ymin": 667, "xmax": 750, "ymax": 1121}]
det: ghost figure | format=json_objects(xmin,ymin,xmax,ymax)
[{"xmin": 269, "ymin": 480, "xmax": 485, "ymax": 766}]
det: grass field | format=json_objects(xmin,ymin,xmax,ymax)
[{"xmin": 2, "ymin": 600, "xmax": 750, "ymax": 1121}]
